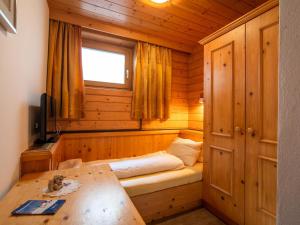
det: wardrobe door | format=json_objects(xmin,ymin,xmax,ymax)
[
  {"xmin": 245, "ymin": 7, "xmax": 279, "ymax": 225},
  {"xmin": 203, "ymin": 25, "xmax": 245, "ymax": 225}
]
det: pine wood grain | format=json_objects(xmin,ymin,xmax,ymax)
[
  {"xmin": 47, "ymin": 0, "xmax": 267, "ymax": 51},
  {"xmin": 188, "ymin": 45, "xmax": 204, "ymax": 131},
  {"xmin": 199, "ymin": 0, "xmax": 278, "ymax": 45},
  {"xmin": 203, "ymin": 24, "xmax": 246, "ymax": 225},
  {"xmin": 201, "ymin": 3, "xmax": 278, "ymax": 225},
  {"xmin": 245, "ymin": 6, "xmax": 278, "ymax": 225},
  {"xmin": 21, "ymin": 137, "xmax": 64, "ymax": 176},
  {"xmin": 132, "ymin": 182, "xmax": 202, "ymax": 223},
  {"xmin": 62, "ymin": 130, "xmax": 180, "ymax": 161},
  {"xmin": 0, "ymin": 165, "xmax": 145, "ymax": 225}
]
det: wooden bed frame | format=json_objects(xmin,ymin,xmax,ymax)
[
  {"xmin": 131, "ymin": 181, "xmax": 202, "ymax": 223},
  {"xmin": 131, "ymin": 129, "xmax": 204, "ymax": 223}
]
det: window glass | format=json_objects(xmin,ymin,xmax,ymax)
[{"xmin": 82, "ymin": 47, "xmax": 126, "ymax": 84}]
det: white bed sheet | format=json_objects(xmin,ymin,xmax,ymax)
[{"xmin": 121, "ymin": 163, "xmax": 203, "ymax": 197}]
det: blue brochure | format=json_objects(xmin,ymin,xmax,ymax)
[{"xmin": 11, "ymin": 200, "xmax": 65, "ymax": 215}]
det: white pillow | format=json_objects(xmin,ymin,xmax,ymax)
[
  {"xmin": 167, "ymin": 138, "xmax": 203, "ymax": 166},
  {"xmin": 173, "ymin": 137, "xmax": 202, "ymax": 150},
  {"xmin": 109, "ymin": 151, "xmax": 184, "ymax": 179}
]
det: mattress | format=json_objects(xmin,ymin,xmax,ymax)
[
  {"xmin": 120, "ymin": 163, "xmax": 203, "ymax": 197},
  {"xmin": 83, "ymin": 153, "xmax": 203, "ymax": 197}
]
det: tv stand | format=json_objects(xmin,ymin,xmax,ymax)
[{"xmin": 21, "ymin": 135, "xmax": 63, "ymax": 176}]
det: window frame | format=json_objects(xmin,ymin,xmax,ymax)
[{"xmin": 82, "ymin": 39, "xmax": 133, "ymax": 90}]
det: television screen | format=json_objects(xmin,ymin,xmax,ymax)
[{"xmin": 40, "ymin": 93, "xmax": 56, "ymax": 143}]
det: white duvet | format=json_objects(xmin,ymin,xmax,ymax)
[{"xmin": 86, "ymin": 151, "xmax": 185, "ymax": 179}]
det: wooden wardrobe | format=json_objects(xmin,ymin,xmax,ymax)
[{"xmin": 200, "ymin": 1, "xmax": 278, "ymax": 225}]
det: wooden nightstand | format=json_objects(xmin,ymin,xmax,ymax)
[{"xmin": 20, "ymin": 136, "xmax": 63, "ymax": 176}]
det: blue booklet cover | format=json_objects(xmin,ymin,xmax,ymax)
[{"xmin": 11, "ymin": 200, "xmax": 65, "ymax": 215}]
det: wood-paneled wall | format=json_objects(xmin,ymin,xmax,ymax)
[
  {"xmin": 62, "ymin": 130, "xmax": 180, "ymax": 162},
  {"xmin": 188, "ymin": 45, "xmax": 204, "ymax": 131},
  {"xmin": 21, "ymin": 129, "xmax": 204, "ymax": 176},
  {"xmin": 61, "ymin": 129, "xmax": 203, "ymax": 162},
  {"xmin": 57, "ymin": 50, "xmax": 190, "ymax": 132},
  {"xmin": 57, "ymin": 88, "xmax": 139, "ymax": 131}
]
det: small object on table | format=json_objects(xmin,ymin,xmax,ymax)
[
  {"xmin": 44, "ymin": 176, "xmax": 81, "ymax": 197},
  {"xmin": 48, "ymin": 175, "xmax": 65, "ymax": 192}
]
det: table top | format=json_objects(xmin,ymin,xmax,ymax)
[{"xmin": 0, "ymin": 164, "xmax": 145, "ymax": 225}]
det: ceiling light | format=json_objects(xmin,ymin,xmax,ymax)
[{"xmin": 151, "ymin": 0, "xmax": 169, "ymax": 4}]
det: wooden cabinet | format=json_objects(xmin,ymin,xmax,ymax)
[
  {"xmin": 202, "ymin": 25, "xmax": 246, "ymax": 225},
  {"xmin": 201, "ymin": 2, "xmax": 278, "ymax": 225},
  {"xmin": 20, "ymin": 136, "xmax": 63, "ymax": 176},
  {"xmin": 245, "ymin": 6, "xmax": 278, "ymax": 225}
]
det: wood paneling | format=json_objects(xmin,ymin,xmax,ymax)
[
  {"xmin": 203, "ymin": 24, "xmax": 246, "ymax": 225},
  {"xmin": 131, "ymin": 181, "xmax": 202, "ymax": 223},
  {"xmin": 188, "ymin": 45, "xmax": 204, "ymax": 131},
  {"xmin": 245, "ymin": 7, "xmax": 278, "ymax": 225},
  {"xmin": 47, "ymin": 0, "xmax": 267, "ymax": 52},
  {"xmin": 57, "ymin": 50, "xmax": 190, "ymax": 132},
  {"xmin": 179, "ymin": 130, "xmax": 203, "ymax": 142},
  {"xmin": 211, "ymin": 43, "xmax": 234, "ymax": 136},
  {"xmin": 199, "ymin": 0, "xmax": 278, "ymax": 45},
  {"xmin": 57, "ymin": 87, "xmax": 139, "ymax": 131},
  {"xmin": 62, "ymin": 130, "xmax": 180, "ymax": 161},
  {"xmin": 210, "ymin": 146, "xmax": 234, "ymax": 195},
  {"xmin": 49, "ymin": 7, "xmax": 192, "ymax": 53},
  {"xmin": 62, "ymin": 129, "xmax": 204, "ymax": 162}
]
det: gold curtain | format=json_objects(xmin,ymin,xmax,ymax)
[
  {"xmin": 47, "ymin": 19, "xmax": 84, "ymax": 119},
  {"xmin": 132, "ymin": 42, "xmax": 172, "ymax": 120}
]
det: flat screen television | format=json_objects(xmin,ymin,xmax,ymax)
[{"xmin": 39, "ymin": 93, "xmax": 57, "ymax": 143}]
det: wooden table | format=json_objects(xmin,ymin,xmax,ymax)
[{"xmin": 0, "ymin": 164, "xmax": 145, "ymax": 225}]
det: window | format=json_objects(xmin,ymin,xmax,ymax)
[{"xmin": 82, "ymin": 39, "xmax": 133, "ymax": 89}]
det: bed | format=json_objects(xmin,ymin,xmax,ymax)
[
  {"xmin": 82, "ymin": 161, "xmax": 203, "ymax": 223},
  {"xmin": 58, "ymin": 130, "xmax": 204, "ymax": 223},
  {"xmin": 122, "ymin": 163, "xmax": 203, "ymax": 222}
]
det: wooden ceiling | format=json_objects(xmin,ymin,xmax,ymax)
[{"xmin": 48, "ymin": 0, "xmax": 268, "ymax": 52}]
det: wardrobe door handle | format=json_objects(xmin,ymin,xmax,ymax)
[
  {"xmin": 247, "ymin": 127, "xmax": 256, "ymax": 137},
  {"xmin": 235, "ymin": 126, "xmax": 244, "ymax": 135},
  {"xmin": 235, "ymin": 126, "xmax": 241, "ymax": 132}
]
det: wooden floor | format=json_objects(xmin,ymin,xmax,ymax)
[{"xmin": 150, "ymin": 208, "xmax": 225, "ymax": 225}]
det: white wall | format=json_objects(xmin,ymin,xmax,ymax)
[
  {"xmin": 278, "ymin": 1, "xmax": 300, "ymax": 224},
  {"xmin": 0, "ymin": 0, "xmax": 49, "ymax": 198}
]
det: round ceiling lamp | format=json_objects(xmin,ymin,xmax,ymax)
[{"xmin": 151, "ymin": 0, "xmax": 169, "ymax": 3}]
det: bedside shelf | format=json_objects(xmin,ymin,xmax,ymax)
[{"xmin": 20, "ymin": 136, "xmax": 63, "ymax": 176}]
